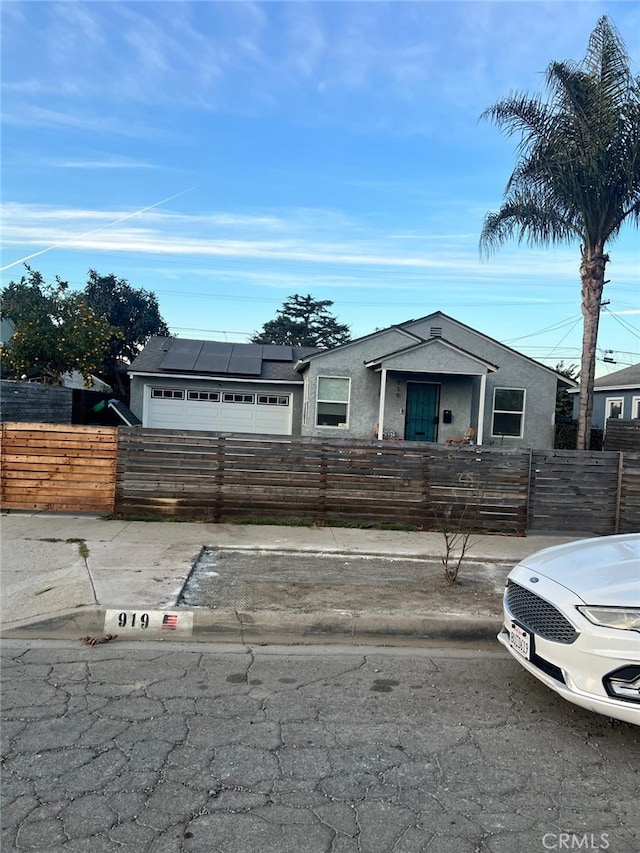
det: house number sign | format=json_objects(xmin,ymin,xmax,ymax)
[{"xmin": 103, "ymin": 609, "xmax": 194, "ymax": 636}]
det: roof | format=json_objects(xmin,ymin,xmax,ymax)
[
  {"xmin": 593, "ymin": 363, "xmax": 640, "ymax": 390},
  {"xmin": 129, "ymin": 336, "xmax": 318, "ymax": 383},
  {"xmin": 363, "ymin": 336, "xmax": 499, "ymax": 373},
  {"xmin": 296, "ymin": 310, "xmax": 577, "ymax": 385}
]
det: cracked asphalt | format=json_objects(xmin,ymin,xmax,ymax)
[{"xmin": 2, "ymin": 640, "xmax": 638, "ymax": 853}]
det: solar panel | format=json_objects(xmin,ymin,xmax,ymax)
[
  {"xmin": 261, "ymin": 345, "xmax": 293, "ymax": 362},
  {"xmin": 234, "ymin": 344, "xmax": 263, "ymax": 359},
  {"xmin": 227, "ymin": 356, "xmax": 262, "ymax": 375},
  {"xmin": 194, "ymin": 342, "xmax": 232, "ymax": 372},
  {"xmin": 159, "ymin": 340, "xmax": 203, "ymax": 371}
]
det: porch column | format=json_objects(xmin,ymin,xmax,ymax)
[
  {"xmin": 477, "ymin": 373, "xmax": 487, "ymax": 445},
  {"xmin": 377, "ymin": 369, "xmax": 387, "ymax": 440}
]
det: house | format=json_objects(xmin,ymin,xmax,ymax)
[
  {"xmin": 296, "ymin": 311, "xmax": 574, "ymax": 448},
  {"xmin": 571, "ymin": 363, "xmax": 640, "ymax": 429},
  {"xmin": 129, "ymin": 312, "xmax": 576, "ymax": 449}
]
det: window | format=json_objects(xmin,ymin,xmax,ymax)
[
  {"xmin": 151, "ymin": 388, "xmax": 184, "ymax": 400},
  {"xmin": 605, "ymin": 397, "xmax": 624, "ymax": 420},
  {"xmin": 257, "ymin": 395, "xmax": 289, "ymax": 406},
  {"xmin": 492, "ymin": 388, "xmax": 525, "ymax": 437},
  {"xmin": 316, "ymin": 376, "xmax": 350, "ymax": 427},
  {"xmin": 222, "ymin": 392, "xmax": 255, "ymax": 404},
  {"xmin": 633, "ymin": 397, "xmax": 640, "ymax": 420},
  {"xmin": 187, "ymin": 391, "xmax": 220, "ymax": 402}
]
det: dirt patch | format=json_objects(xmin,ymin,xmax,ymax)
[{"xmin": 178, "ymin": 549, "xmax": 512, "ymax": 618}]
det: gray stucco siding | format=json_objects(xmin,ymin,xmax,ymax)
[{"xmin": 482, "ymin": 367, "xmax": 555, "ymax": 449}]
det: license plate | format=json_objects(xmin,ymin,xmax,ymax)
[{"xmin": 509, "ymin": 622, "xmax": 531, "ymax": 660}]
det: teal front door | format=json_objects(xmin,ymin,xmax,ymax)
[{"xmin": 405, "ymin": 383, "xmax": 439, "ymax": 441}]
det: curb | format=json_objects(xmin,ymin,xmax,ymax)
[{"xmin": 1, "ymin": 606, "xmax": 502, "ymax": 648}]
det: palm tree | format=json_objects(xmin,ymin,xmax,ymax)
[{"xmin": 480, "ymin": 16, "xmax": 640, "ymax": 449}]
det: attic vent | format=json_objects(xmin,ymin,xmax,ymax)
[{"xmin": 430, "ymin": 327, "xmax": 443, "ymax": 338}]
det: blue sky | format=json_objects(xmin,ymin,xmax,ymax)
[{"xmin": 2, "ymin": 1, "xmax": 639, "ymax": 375}]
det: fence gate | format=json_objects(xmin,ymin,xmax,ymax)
[{"xmin": 1, "ymin": 422, "xmax": 117, "ymax": 513}]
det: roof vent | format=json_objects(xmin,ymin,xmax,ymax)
[{"xmin": 430, "ymin": 327, "xmax": 443, "ymax": 338}]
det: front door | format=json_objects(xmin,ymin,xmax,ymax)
[{"xmin": 405, "ymin": 383, "xmax": 439, "ymax": 441}]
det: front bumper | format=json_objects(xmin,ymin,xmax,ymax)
[{"xmin": 499, "ymin": 565, "xmax": 640, "ymax": 727}]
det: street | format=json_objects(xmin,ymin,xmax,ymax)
[{"xmin": 1, "ymin": 640, "xmax": 638, "ymax": 853}]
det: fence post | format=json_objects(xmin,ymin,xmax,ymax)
[
  {"xmin": 319, "ymin": 443, "xmax": 328, "ymax": 522},
  {"xmin": 525, "ymin": 447, "xmax": 533, "ymax": 536},
  {"xmin": 614, "ymin": 451, "xmax": 623, "ymax": 535},
  {"xmin": 214, "ymin": 435, "xmax": 225, "ymax": 522}
]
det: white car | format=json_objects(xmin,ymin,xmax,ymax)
[{"xmin": 498, "ymin": 533, "xmax": 640, "ymax": 726}]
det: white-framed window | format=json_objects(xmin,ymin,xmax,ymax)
[
  {"xmin": 302, "ymin": 378, "xmax": 309, "ymax": 427},
  {"xmin": 632, "ymin": 397, "xmax": 640, "ymax": 420},
  {"xmin": 316, "ymin": 376, "xmax": 350, "ymax": 427},
  {"xmin": 491, "ymin": 388, "xmax": 525, "ymax": 437},
  {"xmin": 605, "ymin": 397, "xmax": 624, "ymax": 420},
  {"xmin": 257, "ymin": 394, "xmax": 289, "ymax": 406},
  {"xmin": 187, "ymin": 391, "xmax": 220, "ymax": 402},
  {"xmin": 222, "ymin": 392, "xmax": 255, "ymax": 404},
  {"xmin": 151, "ymin": 388, "xmax": 184, "ymax": 400}
]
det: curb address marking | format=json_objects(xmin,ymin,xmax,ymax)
[{"xmin": 104, "ymin": 609, "xmax": 194, "ymax": 635}]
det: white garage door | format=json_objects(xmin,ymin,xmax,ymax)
[{"xmin": 145, "ymin": 387, "xmax": 292, "ymax": 434}]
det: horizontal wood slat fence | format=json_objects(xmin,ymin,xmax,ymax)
[
  {"xmin": 603, "ymin": 418, "xmax": 640, "ymax": 452},
  {"xmin": 2, "ymin": 424, "xmax": 639, "ymax": 535},
  {"xmin": 1, "ymin": 423, "xmax": 117, "ymax": 513},
  {"xmin": 115, "ymin": 428, "xmax": 530, "ymax": 533}
]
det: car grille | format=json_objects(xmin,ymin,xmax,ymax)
[{"xmin": 506, "ymin": 582, "xmax": 578, "ymax": 644}]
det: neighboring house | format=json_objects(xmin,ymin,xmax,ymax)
[
  {"xmin": 570, "ymin": 363, "xmax": 640, "ymax": 429},
  {"xmin": 129, "ymin": 313, "xmax": 575, "ymax": 449},
  {"xmin": 128, "ymin": 337, "xmax": 318, "ymax": 435}
]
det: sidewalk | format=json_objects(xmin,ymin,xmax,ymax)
[{"xmin": 0, "ymin": 512, "xmax": 581, "ymax": 647}]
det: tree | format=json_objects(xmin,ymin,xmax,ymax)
[
  {"xmin": 83, "ymin": 270, "xmax": 170, "ymax": 394},
  {"xmin": 0, "ymin": 267, "xmax": 114, "ymax": 385},
  {"xmin": 251, "ymin": 294, "xmax": 351, "ymax": 348},
  {"xmin": 480, "ymin": 16, "xmax": 640, "ymax": 449}
]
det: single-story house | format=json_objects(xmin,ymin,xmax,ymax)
[
  {"xmin": 129, "ymin": 312, "xmax": 576, "ymax": 449},
  {"xmin": 570, "ymin": 363, "xmax": 640, "ymax": 429}
]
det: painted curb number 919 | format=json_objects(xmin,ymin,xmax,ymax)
[
  {"xmin": 118, "ymin": 612, "xmax": 150, "ymax": 629},
  {"xmin": 103, "ymin": 609, "xmax": 194, "ymax": 635}
]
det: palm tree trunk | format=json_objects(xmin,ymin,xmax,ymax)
[{"xmin": 577, "ymin": 249, "xmax": 608, "ymax": 450}]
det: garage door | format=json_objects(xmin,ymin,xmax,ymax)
[{"xmin": 145, "ymin": 387, "xmax": 292, "ymax": 434}]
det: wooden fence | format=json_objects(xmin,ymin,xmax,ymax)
[
  {"xmin": 603, "ymin": 418, "xmax": 640, "ymax": 452},
  {"xmin": 1, "ymin": 423, "xmax": 117, "ymax": 513},
  {"xmin": 2, "ymin": 423, "xmax": 639, "ymax": 534},
  {"xmin": 114, "ymin": 428, "xmax": 530, "ymax": 533}
]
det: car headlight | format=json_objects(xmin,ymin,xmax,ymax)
[{"xmin": 577, "ymin": 606, "xmax": 640, "ymax": 631}]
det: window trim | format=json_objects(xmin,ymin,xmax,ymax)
[
  {"xmin": 605, "ymin": 396, "xmax": 624, "ymax": 420},
  {"xmin": 491, "ymin": 387, "xmax": 525, "ymax": 438},
  {"xmin": 316, "ymin": 375, "xmax": 351, "ymax": 429},
  {"xmin": 222, "ymin": 392, "xmax": 255, "ymax": 404},
  {"xmin": 187, "ymin": 390, "xmax": 220, "ymax": 402},
  {"xmin": 632, "ymin": 396, "xmax": 640, "ymax": 420},
  {"xmin": 151, "ymin": 388, "xmax": 185, "ymax": 400},
  {"xmin": 257, "ymin": 394, "xmax": 290, "ymax": 406}
]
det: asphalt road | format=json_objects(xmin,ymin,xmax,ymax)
[{"xmin": 1, "ymin": 641, "xmax": 638, "ymax": 853}]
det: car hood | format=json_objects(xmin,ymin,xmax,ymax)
[{"xmin": 516, "ymin": 534, "xmax": 640, "ymax": 607}]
